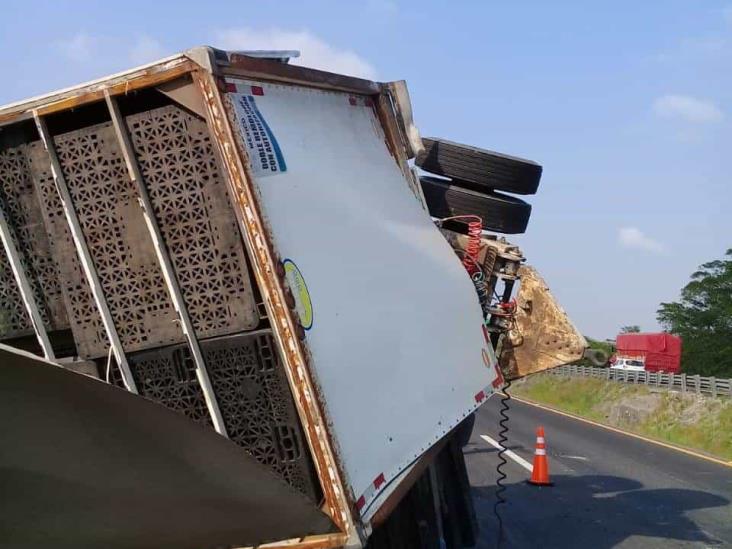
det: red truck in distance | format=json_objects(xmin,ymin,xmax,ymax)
[{"xmin": 611, "ymin": 333, "xmax": 682, "ymax": 374}]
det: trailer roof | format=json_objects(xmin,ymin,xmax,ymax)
[{"xmin": 0, "ymin": 46, "xmax": 381, "ymax": 128}]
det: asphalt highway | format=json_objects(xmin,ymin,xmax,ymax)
[{"xmin": 466, "ymin": 396, "xmax": 732, "ymax": 548}]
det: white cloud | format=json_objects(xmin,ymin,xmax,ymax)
[
  {"xmin": 618, "ymin": 227, "xmax": 666, "ymax": 254},
  {"xmin": 652, "ymin": 94, "xmax": 723, "ymax": 124},
  {"xmin": 214, "ymin": 28, "xmax": 377, "ymax": 80},
  {"xmin": 129, "ymin": 36, "xmax": 167, "ymax": 66},
  {"xmin": 58, "ymin": 33, "xmax": 95, "ymax": 62}
]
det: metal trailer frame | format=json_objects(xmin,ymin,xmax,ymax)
[
  {"xmin": 0, "ymin": 206, "xmax": 55, "ymax": 360},
  {"xmin": 104, "ymin": 91, "xmax": 228, "ymax": 438},
  {"xmin": 0, "ymin": 47, "xmax": 429, "ymax": 548},
  {"xmin": 33, "ymin": 113, "xmax": 139, "ymax": 392}
]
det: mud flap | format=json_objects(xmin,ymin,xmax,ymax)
[
  {"xmin": 499, "ymin": 265, "xmax": 587, "ymax": 379},
  {"xmin": 0, "ymin": 345, "xmax": 337, "ymax": 549}
]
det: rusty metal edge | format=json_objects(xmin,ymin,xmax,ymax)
[
  {"xmin": 0, "ymin": 56, "xmax": 195, "ymax": 127},
  {"xmin": 373, "ymin": 91, "xmax": 414, "ymax": 185},
  {"xmin": 191, "ymin": 69, "xmax": 356, "ymax": 542},
  {"xmin": 246, "ymin": 532, "xmax": 349, "ymax": 549},
  {"xmin": 224, "ymin": 53, "xmax": 381, "ymax": 95},
  {"xmin": 0, "ymin": 47, "xmax": 383, "ymax": 129}
]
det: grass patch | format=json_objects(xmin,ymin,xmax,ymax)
[
  {"xmin": 640, "ymin": 392, "xmax": 732, "ymax": 461},
  {"xmin": 511, "ymin": 375, "xmax": 643, "ymax": 423},
  {"xmin": 512, "ymin": 374, "xmax": 732, "ymax": 462}
]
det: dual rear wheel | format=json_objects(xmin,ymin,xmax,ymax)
[{"xmin": 415, "ymin": 138, "xmax": 542, "ymax": 234}]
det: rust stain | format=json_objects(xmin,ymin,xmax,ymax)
[
  {"xmin": 193, "ymin": 71, "xmax": 353, "ymax": 537},
  {"xmin": 374, "ymin": 94, "xmax": 401, "ymax": 162},
  {"xmin": 0, "ymin": 61, "xmax": 195, "ymax": 126},
  {"xmin": 225, "ymin": 55, "xmax": 380, "ymax": 95},
  {"xmin": 246, "ymin": 532, "xmax": 349, "ymax": 549},
  {"xmin": 374, "ymin": 92, "xmax": 412, "ymax": 177}
]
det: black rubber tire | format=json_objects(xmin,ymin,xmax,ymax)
[
  {"xmin": 416, "ymin": 137, "xmax": 542, "ymax": 195},
  {"xmin": 584, "ymin": 349, "xmax": 609, "ymax": 367},
  {"xmin": 419, "ymin": 176, "xmax": 531, "ymax": 234}
]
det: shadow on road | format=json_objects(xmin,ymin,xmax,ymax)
[{"xmin": 471, "ymin": 474, "xmax": 729, "ymax": 548}]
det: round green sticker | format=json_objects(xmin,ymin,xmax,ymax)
[{"xmin": 283, "ymin": 259, "xmax": 313, "ymax": 330}]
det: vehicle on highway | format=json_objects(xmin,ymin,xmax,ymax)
[
  {"xmin": 612, "ymin": 332, "xmax": 682, "ymax": 374},
  {"xmin": 610, "ymin": 357, "xmax": 646, "ymax": 372},
  {"xmin": 0, "ymin": 46, "xmax": 586, "ymax": 548}
]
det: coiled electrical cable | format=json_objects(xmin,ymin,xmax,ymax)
[
  {"xmin": 472, "ymin": 270, "xmax": 490, "ymax": 316},
  {"xmin": 463, "ymin": 216, "xmax": 483, "ymax": 274},
  {"xmin": 440, "ymin": 215, "xmax": 483, "ymax": 274},
  {"xmin": 493, "ymin": 377, "xmax": 512, "ymax": 547}
]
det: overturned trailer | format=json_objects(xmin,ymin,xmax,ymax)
[{"xmin": 0, "ymin": 47, "xmax": 584, "ymax": 548}]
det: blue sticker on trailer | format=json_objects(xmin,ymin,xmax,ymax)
[{"xmin": 233, "ymin": 94, "xmax": 287, "ymax": 176}]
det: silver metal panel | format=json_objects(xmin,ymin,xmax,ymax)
[{"xmin": 225, "ymin": 79, "xmax": 499, "ymax": 515}]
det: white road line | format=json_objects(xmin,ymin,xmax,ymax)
[
  {"xmin": 560, "ymin": 454, "xmax": 588, "ymax": 461},
  {"xmin": 480, "ymin": 434, "xmax": 533, "ymax": 472}
]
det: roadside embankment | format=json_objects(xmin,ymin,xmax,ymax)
[{"xmin": 511, "ymin": 373, "xmax": 732, "ymax": 461}]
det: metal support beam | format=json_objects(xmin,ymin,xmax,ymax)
[
  {"xmin": 104, "ymin": 91, "xmax": 228, "ymax": 437},
  {"xmin": 0, "ymin": 207, "xmax": 55, "ymax": 360},
  {"xmin": 33, "ymin": 111, "xmax": 138, "ymax": 393}
]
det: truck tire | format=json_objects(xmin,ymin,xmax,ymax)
[
  {"xmin": 416, "ymin": 137, "xmax": 542, "ymax": 195},
  {"xmin": 420, "ymin": 176, "xmax": 531, "ymax": 234},
  {"xmin": 584, "ymin": 348, "xmax": 609, "ymax": 367}
]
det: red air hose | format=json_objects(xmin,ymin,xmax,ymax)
[{"xmin": 442, "ymin": 215, "xmax": 483, "ymax": 274}]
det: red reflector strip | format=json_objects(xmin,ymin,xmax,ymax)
[
  {"xmin": 225, "ymin": 82, "xmax": 237, "ymax": 93},
  {"xmin": 356, "ymin": 495, "xmax": 366, "ymax": 511},
  {"xmin": 251, "ymin": 85, "xmax": 264, "ymax": 96},
  {"xmin": 374, "ymin": 473, "xmax": 386, "ymax": 490},
  {"xmin": 482, "ymin": 324, "xmax": 491, "ymax": 345},
  {"xmin": 356, "ymin": 471, "xmax": 388, "ymax": 515},
  {"xmin": 364, "ymin": 97, "xmax": 374, "ymax": 107},
  {"xmin": 474, "ymin": 390, "xmax": 485, "ymax": 403},
  {"xmin": 348, "ymin": 97, "xmax": 357, "ymax": 106}
]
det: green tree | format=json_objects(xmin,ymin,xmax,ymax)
[
  {"xmin": 657, "ymin": 249, "xmax": 732, "ymax": 377},
  {"xmin": 620, "ymin": 325, "xmax": 641, "ymax": 333}
]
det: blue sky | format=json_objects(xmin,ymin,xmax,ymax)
[{"xmin": 1, "ymin": 0, "xmax": 730, "ymax": 339}]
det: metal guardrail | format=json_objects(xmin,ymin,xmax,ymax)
[{"xmin": 549, "ymin": 364, "xmax": 732, "ymax": 398}]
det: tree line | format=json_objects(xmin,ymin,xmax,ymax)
[{"xmin": 657, "ymin": 249, "xmax": 732, "ymax": 378}]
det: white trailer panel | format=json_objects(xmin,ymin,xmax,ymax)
[{"xmin": 226, "ymin": 78, "xmax": 498, "ymax": 515}]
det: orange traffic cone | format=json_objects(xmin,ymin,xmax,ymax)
[{"xmin": 528, "ymin": 426, "xmax": 553, "ymax": 486}]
